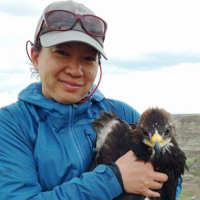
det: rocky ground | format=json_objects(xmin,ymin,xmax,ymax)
[{"xmin": 172, "ymin": 114, "xmax": 200, "ymax": 200}]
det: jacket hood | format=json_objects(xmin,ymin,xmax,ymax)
[{"xmin": 18, "ymin": 82, "xmax": 105, "ymax": 114}]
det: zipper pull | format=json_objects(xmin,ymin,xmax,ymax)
[
  {"xmin": 73, "ymin": 104, "xmax": 78, "ymax": 109},
  {"xmin": 92, "ymin": 147, "xmax": 96, "ymax": 153}
]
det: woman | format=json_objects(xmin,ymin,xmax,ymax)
[{"xmin": 0, "ymin": 1, "xmax": 181, "ymax": 199}]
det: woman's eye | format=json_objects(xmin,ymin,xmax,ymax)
[
  {"xmin": 84, "ymin": 56, "xmax": 95, "ymax": 61},
  {"xmin": 56, "ymin": 50, "xmax": 69, "ymax": 56}
]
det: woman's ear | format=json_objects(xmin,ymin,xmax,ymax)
[{"xmin": 31, "ymin": 47, "xmax": 39, "ymax": 71}]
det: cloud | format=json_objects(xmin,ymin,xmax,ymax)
[
  {"xmin": 0, "ymin": 0, "xmax": 199, "ymax": 114},
  {"xmin": 99, "ymin": 63, "xmax": 200, "ymax": 114},
  {"xmin": 0, "ymin": 0, "xmax": 42, "ymax": 17},
  {"xmin": 0, "ymin": 92, "xmax": 18, "ymax": 107},
  {"xmin": 0, "ymin": 71, "xmax": 35, "ymax": 93},
  {"xmin": 0, "ymin": 41, "xmax": 32, "ymax": 74},
  {"xmin": 102, "ymin": 52, "xmax": 200, "ymax": 72}
]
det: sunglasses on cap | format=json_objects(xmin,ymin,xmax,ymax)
[{"xmin": 36, "ymin": 10, "xmax": 108, "ymax": 42}]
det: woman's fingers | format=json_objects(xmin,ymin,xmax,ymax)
[
  {"xmin": 143, "ymin": 189, "xmax": 161, "ymax": 198},
  {"xmin": 153, "ymin": 171, "xmax": 168, "ymax": 182},
  {"xmin": 149, "ymin": 181, "xmax": 163, "ymax": 190}
]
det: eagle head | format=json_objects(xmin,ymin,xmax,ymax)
[{"xmin": 137, "ymin": 107, "xmax": 175, "ymax": 158}]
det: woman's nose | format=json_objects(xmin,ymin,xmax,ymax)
[{"xmin": 65, "ymin": 59, "xmax": 83, "ymax": 77}]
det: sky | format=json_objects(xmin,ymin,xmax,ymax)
[{"xmin": 0, "ymin": 0, "xmax": 200, "ymax": 114}]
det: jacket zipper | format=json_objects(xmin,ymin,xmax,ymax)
[
  {"xmin": 69, "ymin": 105, "xmax": 85, "ymax": 173},
  {"xmin": 85, "ymin": 132, "xmax": 96, "ymax": 159}
]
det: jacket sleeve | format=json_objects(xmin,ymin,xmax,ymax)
[
  {"xmin": 163, "ymin": 177, "xmax": 182, "ymax": 200},
  {"xmin": 175, "ymin": 178, "xmax": 182, "ymax": 199},
  {"xmin": 104, "ymin": 98, "xmax": 141, "ymax": 124},
  {"xmin": 0, "ymin": 108, "xmax": 122, "ymax": 200}
]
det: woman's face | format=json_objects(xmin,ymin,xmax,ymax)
[{"xmin": 31, "ymin": 42, "xmax": 99, "ymax": 104}]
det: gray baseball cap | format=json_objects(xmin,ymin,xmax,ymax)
[{"xmin": 34, "ymin": 0, "xmax": 108, "ymax": 59}]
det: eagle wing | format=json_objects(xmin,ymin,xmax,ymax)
[{"xmin": 91, "ymin": 110, "xmax": 133, "ymax": 169}]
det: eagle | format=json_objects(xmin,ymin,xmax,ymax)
[{"xmin": 91, "ymin": 107, "xmax": 188, "ymax": 200}]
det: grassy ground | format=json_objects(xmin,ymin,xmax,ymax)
[{"xmin": 178, "ymin": 150, "xmax": 200, "ymax": 200}]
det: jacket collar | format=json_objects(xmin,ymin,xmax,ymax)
[{"xmin": 18, "ymin": 82, "xmax": 105, "ymax": 115}]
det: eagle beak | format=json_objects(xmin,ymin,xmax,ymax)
[
  {"xmin": 154, "ymin": 140, "xmax": 161, "ymax": 157},
  {"xmin": 151, "ymin": 133, "xmax": 162, "ymax": 157}
]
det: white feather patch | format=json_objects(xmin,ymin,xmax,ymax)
[
  {"xmin": 162, "ymin": 143, "xmax": 174, "ymax": 154},
  {"xmin": 96, "ymin": 119, "xmax": 119, "ymax": 150}
]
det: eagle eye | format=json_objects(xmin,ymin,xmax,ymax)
[
  {"xmin": 165, "ymin": 128, "xmax": 171, "ymax": 136},
  {"xmin": 141, "ymin": 128, "xmax": 149, "ymax": 137}
]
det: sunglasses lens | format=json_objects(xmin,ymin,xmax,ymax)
[
  {"xmin": 47, "ymin": 11, "xmax": 75, "ymax": 30},
  {"xmin": 82, "ymin": 16, "xmax": 105, "ymax": 36}
]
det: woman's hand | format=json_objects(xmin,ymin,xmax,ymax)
[{"xmin": 115, "ymin": 150, "xmax": 168, "ymax": 198}]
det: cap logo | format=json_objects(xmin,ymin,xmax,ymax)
[{"xmin": 75, "ymin": 10, "xmax": 86, "ymax": 15}]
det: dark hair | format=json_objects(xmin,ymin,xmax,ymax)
[
  {"xmin": 30, "ymin": 40, "xmax": 42, "ymax": 79},
  {"xmin": 33, "ymin": 39, "xmax": 42, "ymax": 53}
]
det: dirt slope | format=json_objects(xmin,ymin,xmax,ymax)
[{"xmin": 172, "ymin": 114, "xmax": 200, "ymax": 200}]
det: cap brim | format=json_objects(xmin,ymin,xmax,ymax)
[{"xmin": 40, "ymin": 31, "xmax": 108, "ymax": 60}]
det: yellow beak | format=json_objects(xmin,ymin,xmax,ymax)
[
  {"xmin": 151, "ymin": 133, "xmax": 163, "ymax": 146},
  {"xmin": 144, "ymin": 132, "xmax": 163, "ymax": 147}
]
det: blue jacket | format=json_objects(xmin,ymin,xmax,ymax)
[{"xmin": 0, "ymin": 82, "xmax": 182, "ymax": 199}]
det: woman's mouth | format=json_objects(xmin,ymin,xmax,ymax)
[{"xmin": 61, "ymin": 81, "xmax": 82, "ymax": 92}]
